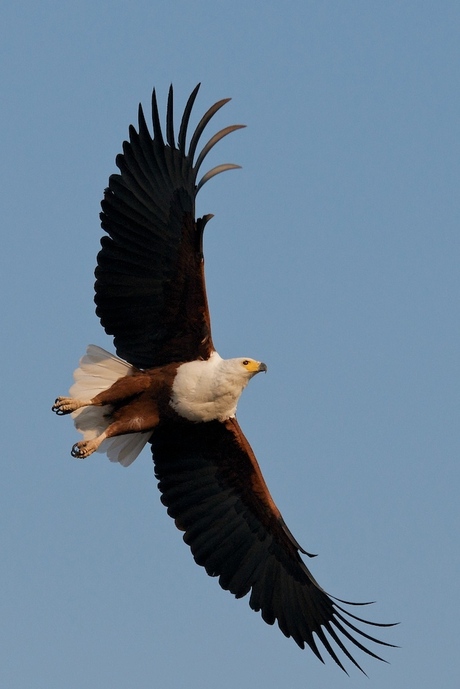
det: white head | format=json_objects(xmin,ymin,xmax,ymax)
[{"xmin": 219, "ymin": 357, "xmax": 268, "ymax": 384}]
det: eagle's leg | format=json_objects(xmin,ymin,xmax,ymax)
[
  {"xmin": 71, "ymin": 400, "xmax": 161, "ymax": 459},
  {"xmin": 52, "ymin": 373, "xmax": 151, "ymax": 416}
]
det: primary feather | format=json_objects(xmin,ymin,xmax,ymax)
[{"xmin": 95, "ymin": 84, "xmax": 244, "ymax": 369}]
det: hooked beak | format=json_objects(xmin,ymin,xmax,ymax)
[{"xmin": 257, "ymin": 362, "xmax": 268, "ymax": 373}]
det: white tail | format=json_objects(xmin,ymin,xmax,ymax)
[{"xmin": 69, "ymin": 345, "xmax": 151, "ymax": 466}]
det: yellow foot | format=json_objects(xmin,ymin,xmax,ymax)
[
  {"xmin": 52, "ymin": 397, "xmax": 86, "ymax": 415},
  {"xmin": 71, "ymin": 439, "xmax": 100, "ymax": 459}
]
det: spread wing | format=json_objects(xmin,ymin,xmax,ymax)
[
  {"xmin": 95, "ymin": 85, "xmax": 244, "ymax": 369},
  {"xmin": 152, "ymin": 417, "xmax": 395, "ymax": 674}
]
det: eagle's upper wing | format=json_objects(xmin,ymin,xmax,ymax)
[
  {"xmin": 95, "ymin": 85, "xmax": 244, "ymax": 369},
  {"xmin": 152, "ymin": 417, "xmax": 395, "ymax": 674}
]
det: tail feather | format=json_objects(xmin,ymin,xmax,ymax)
[
  {"xmin": 69, "ymin": 345, "xmax": 151, "ymax": 466},
  {"xmin": 101, "ymin": 432, "xmax": 151, "ymax": 467}
]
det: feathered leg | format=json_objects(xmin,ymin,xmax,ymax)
[
  {"xmin": 70, "ymin": 400, "xmax": 160, "ymax": 458},
  {"xmin": 52, "ymin": 372, "xmax": 151, "ymax": 415}
]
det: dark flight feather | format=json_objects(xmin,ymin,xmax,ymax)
[
  {"xmin": 152, "ymin": 416, "xmax": 396, "ymax": 674},
  {"xmin": 96, "ymin": 84, "xmax": 244, "ymax": 369}
]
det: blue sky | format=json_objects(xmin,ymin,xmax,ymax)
[{"xmin": 1, "ymin": 1, "xmax": 459, "ymax": 687}]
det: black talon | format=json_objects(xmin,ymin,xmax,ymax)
[
  {"xmin": 71, "ymin": 443, "xmax": 82, "ymax": 458},
  {"xmin": 52, "ymin": 399, "xmax": 70, "ymax": 415}
]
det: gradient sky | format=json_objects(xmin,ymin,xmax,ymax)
[{"xmin": 2, "ymin": 2, "xmax": 459, "ymax": 687}]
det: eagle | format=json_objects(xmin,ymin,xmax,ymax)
[{"xmin": 52, "ymin": 84, "xmax": 394, "ymax": 673}]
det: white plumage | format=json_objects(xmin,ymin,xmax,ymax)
[{"xmin": 170, "ymin": 352, "xmax": 257, "ymax": 422}]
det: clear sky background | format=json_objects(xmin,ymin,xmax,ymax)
[{"xmin": 1, "ymin": 1, "xmax": 459, "ymax": 687}]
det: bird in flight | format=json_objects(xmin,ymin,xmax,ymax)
[{"xmin": 52, "ymin": 84, "xmax": 395, "ymax": 673}]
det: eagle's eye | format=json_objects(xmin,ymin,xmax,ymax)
[{"xmin": 242, "ymin": 360, "xmax": 249, "ymax": 366}]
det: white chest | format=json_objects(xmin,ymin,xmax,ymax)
[{"xmin": 169, "ymin": 353, "xmax": 248, "ymax": 423}]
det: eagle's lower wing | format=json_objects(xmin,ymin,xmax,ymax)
[
  {"xmin": 152, "ymin": 417, "xmax": 394, "ymax": 673},
  {"xmin": 95, "ymin": 85, "xmax": 244, "ymax": 369}
]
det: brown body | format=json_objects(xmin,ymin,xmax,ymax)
[{"xmin": 90, "ymin": 364, "xmax": 179, "ymax": 428}]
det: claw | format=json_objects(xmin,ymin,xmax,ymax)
[
  {"xmin": 71, "ymin": 442, "xmax": 84, "ymax": 458},
  {"xmin": 52, "ymin": 396, "xmax": 84, "ymax": 415},
  {"xmin": 52, "ymin": 398, "xmax": 67, "ymax": 415},
  {"xmin": 71, "ymin": 438, "xmax": 100, "ymax": 459}
]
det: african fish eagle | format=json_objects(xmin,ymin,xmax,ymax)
[{"xmin": 52, "ymin": 84, "xmax": 395, "ymax": 673}]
